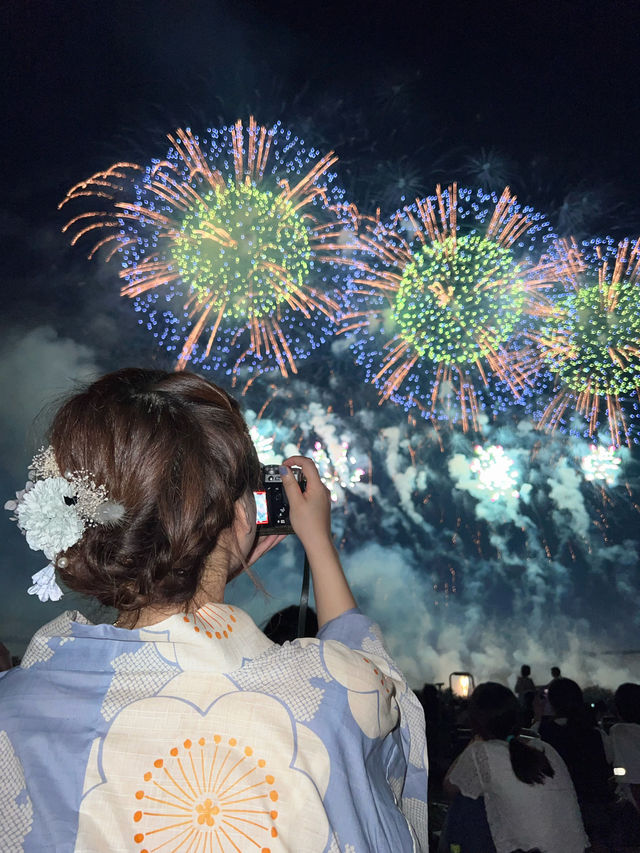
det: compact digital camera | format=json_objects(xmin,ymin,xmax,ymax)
[{"xmin": 254, "ymin": 464, "xmax": 305, "ymax": 535}]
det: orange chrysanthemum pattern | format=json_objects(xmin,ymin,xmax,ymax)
[
  {"xmin": 182, "ymin": 605, "xmax": 237, "ymax": 640},
  {"xmin": 132, "ymin": 734, "xmax": 279, "ymax": 852}
]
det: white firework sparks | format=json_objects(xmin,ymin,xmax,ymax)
[
  {"xmin": 311, "ymin": 439, "xmax": 366, "ymax": 503},
  {"xmin": 249, "ymin": 424, "xmax": 276, "ymax": 462},
  {"xmin": 581, "ymin": 444, "xmax": 622, "ymax": 486},
  {"xmin": 469, "ymin": 444, "xmax": 520, "ymax": 502}
]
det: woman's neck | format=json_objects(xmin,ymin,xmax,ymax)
[{"xmin": 115, "ymin": 553, "xmax": 230, "ymax": 629}]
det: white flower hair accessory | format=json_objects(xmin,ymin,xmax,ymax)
[{"xmin": 5, "ymin": 446, "xmax": 125, "ymax": 601}]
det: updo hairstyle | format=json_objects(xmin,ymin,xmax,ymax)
[{"xmin": 50, "ymin": 367, "xmax": 260, "ymax": 611}]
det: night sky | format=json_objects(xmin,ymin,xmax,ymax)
[{"xmin": 2, "ymin": 0, "xmax": 640, "ymax": 688}]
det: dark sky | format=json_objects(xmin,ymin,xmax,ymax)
[
  {"xmin": 2, "ymin": 0, "xmax": 639, "ymax": 341},
  {"xmin": 3, "ymin": 0, "xmax": 640, "ymax": 222}
]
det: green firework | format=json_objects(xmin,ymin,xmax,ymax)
[
  {"xmin": 172, "ymin": 182, "xmax": 312, "ymax": 319},
  {"xmin": 392, "ymin": 233, "xmax": 526, "ymax": 364},
  {"xmin": 544, "ymin": 278, "xmax": 640, "ymax": 396}
]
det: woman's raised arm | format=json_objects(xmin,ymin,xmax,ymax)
[{"xmin": 279, "ymin": 456, "xmax": 356, "ymax": 628}]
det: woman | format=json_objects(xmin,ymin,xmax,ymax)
[
  {"xmin": 539, "ymin": 677, "xmax": 614, "ymax": 847},
  {"xmin": 443, "ymin": 682, "xmax": 587, "ymax": 853},
  {"xmin": 609, "ymin": 682, "xmax": 640, "ymax": 849},
  {"xmin": 0, "ymin": 368, "xmax": 429, "ymax": 852}
]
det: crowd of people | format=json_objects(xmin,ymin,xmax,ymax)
[
  {"xmin": 422, "ymin": 668, "xmax": 640, "ymax": 853},
  {"xmin": 0, "ymin": 366, "xmax": 639, "ymax": 852}
]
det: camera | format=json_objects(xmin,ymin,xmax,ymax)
[{"xmin": 254, "ymin": 464, "xmax": 305, "ymax": 535}]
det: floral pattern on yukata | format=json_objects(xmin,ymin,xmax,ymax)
[
  {"xmin": 321, "ymin": 641, "xmax": 399, "ymax": 739},
  {"xmin": 101, "ymin": 643, "xmax": 179, "ymax": 721},
  {"xmin": 142, "ymin": 604, "xmax": 272, "ymax": 674},
  {"xmin": 20, "ymin": 611, "xmax": 83, "ymax": 669},
  {"xmin": 231, "ymin": 638, "xmax": 331, "ymax": 722},
  {"xmin": 77, "ymin": 690, "xmax": 331, "ymax": 852},
  {"xmin": 0, "ymin": 730, "xmax": 33, "ymax": 852}
]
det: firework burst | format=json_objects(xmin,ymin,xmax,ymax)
[
  {"xmin": 462, "ymin": 148, "xmax": 516, "ymax": 193},
  {"xmin": 581, "ymin": 444, "xmax": 622, "ymax": 486},
  {"xmin": 61, "ymin": 118, "xmax": 357, "ymax": 382},
  {"xmin": 469, "ymin": 444, "xmax": 521, "ymax": 501},
  {"xmin": 531, "ymin": 237, "xmax": 640, "ymax": 446},
  {"xmin": 249, "ymin": 423, "xmax": 276, "ymax": 462},
  {"xmin": 340, "ymin": 184, "xmax": 558, "ymax": 431},
  {"xmin": 310, "ymin": 438, "xmax": 366, "ymax": 503}
]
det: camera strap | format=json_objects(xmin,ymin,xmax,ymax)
[{"xmin": 296, "ymin": 554, "xmax": 310, "ymax": 638}]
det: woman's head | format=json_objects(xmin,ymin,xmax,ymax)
[
  {"xmin": 615, "ymin": 682, "xmax": 640, "ymax": 724},
  {"xmin": 469, "ymin": 682, "xmax": 555, "ymax": 785},
  {"xmin": 547, "ymin": 677, "xmax": 584, "ymax": 719},
  {"xmin": 469, "ymin": 682, "xmax": 519, "ymax": 740},
  {"xmin": 50, "ymin": 368, "xmax": 260, "ymax": 611}
]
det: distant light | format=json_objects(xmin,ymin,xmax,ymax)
[
  {"xmin": 450, "ymin": 671, "xmax": 474, "ymax": 698},
  {"xmin": 614, "ymin": 766, "xmax": 627, "ymax": 777}
]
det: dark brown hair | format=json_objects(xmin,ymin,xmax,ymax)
[
  {"xmin": 50, "ymin": 368, "xmax": 260, "ymax": 611},
  {"xmin": 470, "ymin": 682, "xmax": 555, "ymax": 785},
  {"xmin": 547, "ymin": 678, "xmax": 590, "ymax": 727},
  {"xmin": 615, "ymin": 682, "xmax": 640, "ymax": 724}
]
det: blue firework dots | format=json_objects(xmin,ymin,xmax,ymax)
[
  {"xmin": 61, "ymin": 118, "xmax": 357, "ymax": 384},
  {"xmin": 338, "ymin": 184, "xmax": 559, "ymax": 431},
  {"xmin": 529, "ymin": 235, "xmax": 640, "ymax": 446},
  {"xmin": 60, "ymin": 118, "xmax": 640, "ymax": 446}
]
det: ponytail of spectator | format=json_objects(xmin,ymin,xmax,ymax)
[{"xmin": 469, "ymin": 682, "xmax": 555, "ymax": 785}]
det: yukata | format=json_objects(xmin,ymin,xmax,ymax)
[{"xmin": 0, "ymin": 605, "xmax": 429, "ymax": 852}]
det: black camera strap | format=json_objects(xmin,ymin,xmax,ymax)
[{"xmin": 296, "ymin": 554, "xmax": 310, "ymax": 638}]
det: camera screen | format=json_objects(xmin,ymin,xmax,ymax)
[{"xmin": 254, "ymin": 490, "xmax": 268, "ymax": 525}]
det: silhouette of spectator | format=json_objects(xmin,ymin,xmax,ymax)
[
  {"xmin": 515, "ymin": 664, "xmax": 535, "ymax": 698},
  {"xmin": 609, "ymin": 682, "xmax": 640, "ymax": 848},
  {"xmin": 442, "ymin": 681, "xmax": 587, "ymax": 853},
  {"xmin": 262, "ymin": 604, "xmax": 318, "ymax": 643},
  {"xmin": 537, "ymin": 666, "xmax": 562, "ymax": 720},
  {"xmin": 416, "ymin": 683, "xmax": 449, "ymax": 795},
  {"xmin": 539, "ymin": 677, "xmax": 614, "ymax": 848},
  {"xmin": 515, "ymin": 664, "xmax": 536, "ymax": 726}
]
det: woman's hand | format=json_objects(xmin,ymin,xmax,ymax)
[
  {"xmin": 279, "ymin": 456, "xmax": 356, "ymax": 627},
  {"xmin": 279, "ymin": 456, "xmax": 333, "ymax": 551}
]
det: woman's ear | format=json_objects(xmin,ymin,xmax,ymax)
[
  {"xmin": 225, "ymin": 493, "xmax": 257, "ymax": 581},
  {"xmin": 234, "ymin": 492, "xmax": 256, "ymax": 536}
]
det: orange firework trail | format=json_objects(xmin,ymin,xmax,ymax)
[
  {"xmin": 531, "ymin": 237, "xmax": 640, "ymax": 447},
  {"xmin": 61, "ymin": 118, "xmax": 357, "ymax": 381},
  {"xmin": 340, "ymin": 184, "xmax": 560, "ymax": 431}
]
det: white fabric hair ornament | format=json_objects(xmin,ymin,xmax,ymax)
[{"xmin": 5, "ymin": 447, "xmax": 125, "ymax": 601}]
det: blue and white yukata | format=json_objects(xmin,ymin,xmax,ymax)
[{"xmin": 0, "ymin": 605, "xmax": 429, "ymax": 852}]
